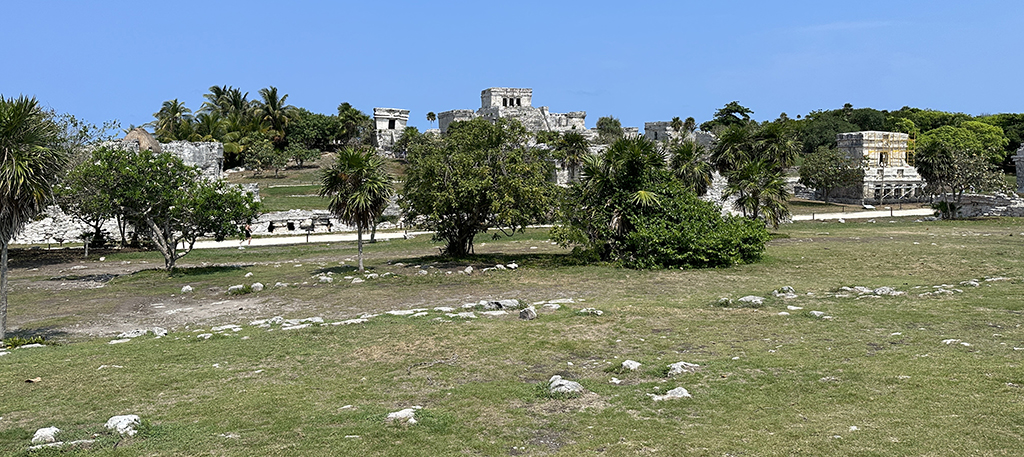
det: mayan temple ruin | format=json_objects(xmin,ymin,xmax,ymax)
[
  {"xmin": 438, "ymin": 88, "xmax": 587, "ymax": 135},
  {"xmin": 835, "ymin": 131, "xmax": 926, "ymax": 204}
]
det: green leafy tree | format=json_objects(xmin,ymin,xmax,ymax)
[
  {"xmin": 286, "ymin": 144, "xmax": 321, "ymax": 168},
  {"xmin": 319, "ymin": 147, "xmax": 395, "ymax": 271},
  {"xmin": 116, "ymin": 149, "xmax": 259, "ymax": 270},
  {"xmin": 243, "ymin": 134, "xmax": 288, "ymax": 177},
  {"xmin": 798, "ymin": 146, "xmax": 865, "ymax": 204},
  {"xmin": 670, "ymin": 117, "xmax": 683, "ymax": 134},
  {"xmin": 285, "ymin": 109, "xmax": 344, "ymax": 152},
  {"xmin": 915, "ymin": 138, "xmax": 1005, "ymax": 219},
  {"xmin": 710, "ymin": 120, "xmax": 797, "ymax": 226},
  {"xmin": 555, "ymin": 131, "xmax": 590, "ymax": 182},
  {"xmin": 1, "ymin": 95, "xmax": 69, "ymax": 339},
  {"xmin": 724, "ymin": 160, "xmax": 790, "ymax": 228},
  {"xmin": 700, "ymin": 101, "xmax": 753, "ymax": 131},
  {"xmin": 402, "ymin": 118, "xmax": 555, "ymax": 256},
  {"xmin": 552, "ymin": 136, "xmax": 768, "ymax": 268},
  {"xmin": 337, "ymin": 102, "xmax": 373, "ymax": 146},
  {"xmin": 918, "ymin": 124, "xmax": 1009, "ymax": 165},
  {"xmin": 595, "ymin": 116, "xmax": 623, "ymax": 143}
]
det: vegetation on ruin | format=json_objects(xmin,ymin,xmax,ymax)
[
  {"xmin": 1, "ymin": 217, "xmax": 1023, "ymax": 455},
  {"xmin": 798, "ymin": 145, "xmax": 865, "ymax": 204}
]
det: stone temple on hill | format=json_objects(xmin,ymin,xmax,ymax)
[
  {"xmin": 834, "ymin": 131, "xmax": 927, "ymax": 204},
  {"xmin": 438, "ymin": 88, "xmax": 588, "ymax": 136}
]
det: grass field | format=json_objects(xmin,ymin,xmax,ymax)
[{"xmin": 3, "ymin": 217, "xmax": 1022, "ymax": 455}]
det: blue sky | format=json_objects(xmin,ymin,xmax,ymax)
[{"xmin": 3, "ymin": 1, "xmax": 1022, "ymax": 133}]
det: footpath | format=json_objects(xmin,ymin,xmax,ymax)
[{"xmin": 791, "ymin": 208, "xmax": 935, "ymax": 221}]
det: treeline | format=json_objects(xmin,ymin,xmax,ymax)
[{"xmin": 148, "ymin": 86, "xmax": 375, "ymax": 171}]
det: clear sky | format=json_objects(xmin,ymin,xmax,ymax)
[{"xmin": 3, "ymin": 1, "xmax": 1022, "ymax": 133}]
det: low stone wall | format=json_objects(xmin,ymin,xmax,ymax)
[{"xmin": 954, "ymin": 193, "xmax": 1024, "ymax": 218}]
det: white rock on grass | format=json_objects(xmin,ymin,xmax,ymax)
[
  {"xmin": 227, "ymin": 285, "xmax": 245, "ymax": 293},
  {"xmin": 481, "ymin": 310, "xmax": 507, "ymax": 316},
  {"xmin": 319, "ymin": 276, "xmax": 334, "ymax": 283},
  {"xmin": 621, "ymin": 360, "xmax": 642, "ymax": 371},
  {"xmin": 180, "ymin": 285, "xmax": 193, "ymax": 294},
  {"xmin": 385, "ymin": 406, "xmax": 422, "ymax": 424},
  {"xmin": 549, "ymin": 375, "xmax": 585, "ymax": 394},
  {"xmin": 809, "ymin": 311, "xmax": 826, "ymax": 317},
  {"xmin": 105, "ymin": 415, "xmax": 141, "ymax": 436},
  {"xmin": 417, "ymin": 270, "xmax": 429, "ymax": 276},
  {"xmin": 519, "ymin": 306, "xmax": 537, "ymax": 320},
  {"xmin": 274, "ymin": 282, "xmax": 288, "ymax": 288},
  {"xmin": 32, "ymin": 427, "xmax": 60, "ymax": 444},
  {"xmin": 667, "ymin": 361, "xmax": 700, "ymax": 376},
  {"xmin": 251, "ymin": 283, "xmax": 264, "ymax": 292},
  {"xmin": 282, "ymin": 324, "xmax": 311, "ymax": 330},
  {"xmin": 433, "ymin": 307, "xmax": 456, "ymax": 313},
  {"xmin": 737, "ymin": 296, "xmax": 765, "ymax": 306},
  {"xmin": 387, "ymin": 310, "xmax": 418, "ymax": 316},
  {"xmin": 787, "ymin": 305, "xmax": 803, "ymax": 311},
  {"xmin": 576, "ymin": 308, "xmax": 604, "ymax": 316},
  {"xmin": 445, "ymin": 312, "xmax": 477, "ymax": 319},
  {"xmin": 245, "ymin": 272, "xmax": 253, "ymax": 278},
  {"xmin": 108, "ymin": 339, "xmax": 131, "ymax": 344},
  {"xmin": 506, "ymin": 263, "xmax": 519, "ymax": 269},
  {"xmin": 463, "ymin": 266, "xmax": 474, "ymax": 275},
  {"xmin": 649, "ymin": 387, "xmax": 691, "ymax": 401},
  {"xmin": 333, "ymin": 318, "xmax": 368, "ymax": 325},
  {"xmin": 351, "ymin": 278, "xmax": 365, "ymax": 284}
]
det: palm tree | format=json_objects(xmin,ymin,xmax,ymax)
[
  {"xmin": 254, "ymin": 86, "xmax": 297, "ymax": 138},
  {"xmin": 670, "ymin": 116, "xmax": 683, "ymax": 139},
  {"xmin": 426, "ymin": 112, "xmax": 436, "ymax": 127},
  {"xmin": 724, "ymin": 160, "xmax": 790, "ymax": 228},
  {"xmin": 556, "ymin": 131, "xmax": 589, "ymax": 182},
  {"xmin": 319, "ymin": 147, "xmax": 394, "ymax": 272},
  {"xmin": 152, "ymin": 99, "xmax": 193, "ymax": 141},
  {"xmin": 668, "ymin": 140, "xmax": 712, "ymax": 196},
  {"xmin": 1, "ymin": 95, "xmax": 68, "ymax": 339}
]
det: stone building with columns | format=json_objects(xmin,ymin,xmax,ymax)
[
  {"xmin": 833, "ymin": 131, "xmax": 927, "ymax": 204},
  {"xmin": 438, "ymin": 88, "xmax": 587, "ymax": 136}
]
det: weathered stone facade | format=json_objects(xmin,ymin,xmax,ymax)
[
  {"xmin": 834, "ymin": 131, "xmax": 927, "ymax": 204},
  {"xmin": 954, "ymin": 193, "xmax": 1024, "ymax": 218},
  {"xmin": 438, "ymin": 88, "xmax": 587, "ymax": 135},
  {"xmin": 372, "ymin": 107, "xmax": 410, "ymax": 152},
  {"xmin": 113, "ymin": 132, "xmax": 225, "ymax": 179},
  {"xmin": 1013, "ymin": 145, "xmax": 1024, "ymax": 193}
]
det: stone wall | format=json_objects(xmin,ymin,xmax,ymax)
[
  {"xmin": 953, "ymin": 193, "xmax": 1024, "ymax": 218},
  {"xmin": 373, "ymin": 107, "xmax": 410, "ymax": 151},
  {"xmin": 1013, "ymin": 146, "xmax": 1024, "ymax": 193},
  {"xmin": 161, "ymin": 141, "xmax": 224, "ymax": 179},
  {"xmin": 438, "ymin": 88, "xmax": 587, "ymax": 136}
]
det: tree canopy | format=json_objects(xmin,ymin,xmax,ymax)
[{"xmin": 402, "ymin": 118, "xmax": 555, "ymax": 257}]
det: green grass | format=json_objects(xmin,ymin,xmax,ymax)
[{"xmin": 2, "ymin": 219, "xmax": 1024, "ymax": 455}]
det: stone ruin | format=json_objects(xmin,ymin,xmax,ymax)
[
  {"xmin": 1014, "ymin": 145, "xmax": 1024, "ymax": 194},
  {"xmin": 438, "ymin": 88, "xmax": 589, "ymax": 137},
  {"xmin": 832, "ymin": 131, "xmax": 927, "ymax": 204},
  {"xmin": 372, "ymin": 107, "xmax": 410, "ymax": 155},
  {"xmin": 117, "ymin": 128, "xmax": 225, "ymax": 179}
]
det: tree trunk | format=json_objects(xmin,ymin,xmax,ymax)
[
  {"xmin": 1, "ymin": 240, "xmax": 8, "ymax": 340},
  {"xmin": 357, "ymin": 227, "xmax": 364, "ymax": 272}
]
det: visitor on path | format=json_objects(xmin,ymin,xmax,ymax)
[{"xmin": 242, "ymin": 224, "xmax": 252, "ymax": 245}]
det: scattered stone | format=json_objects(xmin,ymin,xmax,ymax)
[
  {"xmin": 494, "ymin": 264, "xmax": 507, "ymax": 270},
  {"xmin": 942, "ymin": 339, "xmax": 962, "ymax": 345},
  {"xmin": 417, "ymin": 270, "xmax": 429, "ymax": 276},
  {"xmin": 852, "ymin": 286, "xmax": 872, "ymax": 294},
  {"xmin": 519, "ymin": 306, "xmax": 537, "ymax": 320},
  {"xmin": 809, "ymin": 311, "xmax": 826, "ymax": 318},
  {"xmin": 667, "ymin": 361, "xmax": 700, "ymax": 376},
  {"xmin": 445, "ymin": 312, "xmax": 477, "ymax": 319},
  {"xmin": 463, "ymin": 266, "xmax": 474, "ymax": 275},
  {"xmin": 410, "ymin": 312, "xmax": 428, "ymax": 318},
  {"xmin": 32, "ymin": 427, "xmax": 60, "ymax": 444},
  {"xmin": 19, "ymin": 343, "xmax": 46, "ymax": 348},
  {"xmin": 649, "ymin": 387, "xmax": 691, "ymax": 401},
  {"xmin": 610, "ymin": 377, "xmax": 622, "ymax": 384},
  {"xmin": 385, "ymin": 406, "xmax": 422, "ymax": 425},
  {"xmin": 787, "ymin": 305, "xmax": 803, "ymax": 311},
  {"xmin": 282, "ymin": 324, "xmax": 311, "ymax": 330},
  {"xmin": 960, "ymin": 280, "xmax": 980, "ymax": 287},
  {"xmin": 576, "ymin": 308, "xmax": 604, "ymax": 316},
  {"xmin": 547, "ymin": 298, "xmax": 574, "ymax": 304},
  {"xmin": 737, "ymin": 295, "xmax": 764, "ymax": 306},
  {"xmin": 621, "ymin": 360, "xmax": 642, "ymax": 371},
  {"xmin": 433, "ymin": 306, "xmax": 455, "ymax": 312},
  {"xmin": 506, "ymin": 263, "xmax": 519, "ymax": 269},
  {"xmin": 365, "ymin": 273, "xmax": 379, "ymax": 279},
  {"xmin": 245, "ymin": 272, "xmax": 253, "ymax": 278},
  {"xmin": 197, "ymin": 333, "xmax": 213, "ymax": 340},
  {"xmin": 227, "ymin": 284, "xmax": 245, "ymax": 293},
  {"xmin": 335, "ymin": 318, "xmax": 368, "ymax": 325},
  {"xmin": 152, "ymin": 327, "xmax": 167, "ymax": 336},
  {"xmin": 351, "ymin": 278, "xmax": 364, "ymax": 284},
  {"xmin": 542, "ymin": 303, "xmax": 561, "ymax": 310},
  {"xmin": 274, "ymin": 282, "xmax": 288, "ymax": 288},
  {"xmin": 180, "ymin": 285, "xmax": 193, "ymax": 294},
  {"xmin": 211, "ymin": 324, "xmax": 242, "ymax": 332},
  {"xmin": 319, "ymin": 276, "xmax": 334, "ymax": 283},
  {"xmin": 108, "ymin": 339, "xmax": 131, "ymax": 345},
  {"xmin": 387, "ymin": 310, "xmax": 418, "ymax": 316},
  {"xmin": 220, "ymin": 433, "xmax": 240, "ymax": 439},
  {"xmin": 481, "ymin": 310, "xmax": 507, "ymax": 317},
  {"xmin": 549, "ymin": 375, "xmax": 585, "ymax": 394},
  {"xmin": 778, "ymin": 312, "xmax": 790, "ymax": 316},
  {"xmin": 819, "ymin": 376, "xmax": 840, "ymax": 382},
  {"xmin": 117, "ymin": 329, "xmax": 149, "ymax": 339},
  {"xmin": 873, "ymin": 287, "xmax": 904, "ymax": 296},
  {"xmin": 716, "ymin": 297, "xmax": 733, "ymax": 306},
  {"xmin": 105, "ymin": 415, "xmax": 141, "ymax": 436}
]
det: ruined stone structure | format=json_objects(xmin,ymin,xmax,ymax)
[
  {"xmin": 953, "ymin": 193, "xmax": 1024, "ymax": 218},
  {"xmin": 1013, "ymin": 145, "xmax": 1024, "ymax": 193},
  {"xmin": 438, "ymin": 88, "xmax": 587, "ymax": 135},
  {"xmin": 834, "ymin": 131, "xmax": 926, "ymax": 204},
  {"xmin": 372, "ymin": 107, "xmax": 410, "ymax": 152},
  {"xmin": 116, "ymin": 129, "xmax": 224, "ymax": 179}
]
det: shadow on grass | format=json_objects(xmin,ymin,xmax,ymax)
[
  {"xmin": 6, "ymin": 247, "xmax": 148, "ymax": 269},
  {"xmin": 169, "ymin": 265, "xmax": 249, "ymax": 278},
  {"xmin": 6, "ymin": 326, "xmax": 71, "ymax": 342},
  {"xmin": 314, "ymin": 265, "xmax": 359, "ymax": 275},
  {"xmin": 393, "ymin": 252, "xmax": 597, "ymax": 269}
]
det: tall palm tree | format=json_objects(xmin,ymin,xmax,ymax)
[
  {"xmin": 556, "ymin": 131, "xmax": 589, "ymax": 182},
  {"xmin": 152, "ymin": 99, "xmax": 193, "ymax": 142},
  {"xmin": 0, "ymin": 95, "xmax": 68, "ymax": 339},
  {"xmin": 668, "ymin": 140, "xmax": 712, "ymax": 196},
  {"xmin": 319, "ymin": 147, "xmax": 394, "ymax": 272},
  {"xmin": 254, "ymin": 86, "xmax": 297, "ymax": 138},
  {"xmin": 426, "ymin": 112, "xmax": 436, "ymax": 127}
]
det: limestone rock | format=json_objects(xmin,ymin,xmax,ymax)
[
  {"xmin": 227, "ymin": 284, "xmax": 245, "ymax": 293},
  {"xmin": 737, "ymin": 296, "xmax": 764, "ymax": 306},
  {"xmin": 576, "ymin": 308, "xmax": 604, "ymax": 316},
  {"xmin": 549, "ymin": 375, "xmax": 585, "ymax": 394},
  {"xmin": 621, "ymin": 360, "xmax": 642, "ymax": 371},
  {"xmin": 105, "ymin": 415, "xmax": 141, "ymax": 436},
  {"xmin": 649, "ymin": 387, "xmax": 691, "ymax": 401},
  {"xmin": 667, "ymin": 361, "xmax": 700, "ymax": 376},
  {"xmin": 32, "ymin": 427, "xmax": 60, "ymax": 444},
  {"xmin": 385, "ymin": 406, "xmax": 421, "ymax": 424},
  {"xmin": 464, "ymin": 266, "xmax": 474, "ymax": 275},
  {"xmin": 319, "ymin": 276, "xmax": 334, "ymax": 283},
  {"xmin": 519, "ymin": 306, "xmax": 537, "ymax": 320},
  {"xmin": 180, "ymin": 285, "xmax": 193, "ymax": 294},
  {"xmin": 351, "ymin": 278, "xmax": 365, "ymax": 284},
  {"xmin": 250, "ymin": 283, "xmax": 264, "ymax": 292}
]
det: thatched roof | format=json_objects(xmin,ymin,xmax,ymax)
[{"xmin": 123, "ymin": 128, "xmax": 162, "ymax": 153}]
